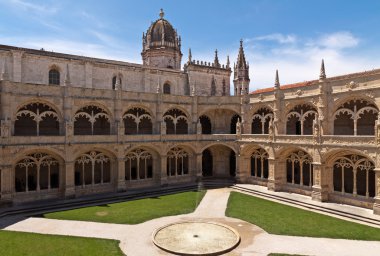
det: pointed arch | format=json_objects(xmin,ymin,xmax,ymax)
[
  {"xmin": 123, "ymin": 107, "xmax": 153, "ymax": 134},
  {"xmin": 73, "ymin": 105, "xmax": 111, "ymax": 135},
  {"xmin": 15, "ymin": 102, "xmax": 60, "ymax": 136},
  {"xmin": 286, "ymin": 104, "xmax": 317, "ymax": 135},
  {"xmin": 251, "ymin": 107, "xmax": 273, "ymax": 134},
  {"xmin": 163, "ymin": 108, "xmax": 188, "ymax": 134},
  {"xmin": 167, "ymin": 147, "xmax": 190, "ymax": 176},
  {"xmin": 333, "ymin": 99, "xmax": 378, "ymax": 135},
  {"xmin": 286, "ymin": 150, "xmax": 313, "ymax": 187}
]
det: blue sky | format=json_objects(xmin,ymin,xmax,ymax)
[{"xmin": 1, "ymin": 0, "xmax": 380, "ymax": 90}]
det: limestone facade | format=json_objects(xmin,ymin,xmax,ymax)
[{"xmin": 1, "ymin": 10, "xmax": 380, "ymax": 215}]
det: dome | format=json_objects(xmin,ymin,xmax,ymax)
[
  {"xmin": 144, "ymin": 9, "xmax": 179, "ymax": 48},
  {"xmin": 150, "ymin": 19, "xmax": 176, "ymax": 43}
]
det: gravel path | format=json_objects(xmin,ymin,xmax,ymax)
[{"xmin": 4, "ymin": 188, "xmax": 380, "ymax": 256}]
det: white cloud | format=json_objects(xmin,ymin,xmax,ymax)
[
  {"xmin": 7, "ymin": 0, "xmax": 58, "ymax": 15},
  {"xmin": 248, "ymin": 33, "xmax": 297, "ymax": 44},
  {"xmin": 241, "ymin": 31, "xmax": 378, "ymax": 91},
  {"xmin": 312, "ymin": 31, "xmax": 359, "ymax": 49}
]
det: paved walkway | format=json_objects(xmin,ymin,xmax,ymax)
[{"xmin": 4, "ymin": 188, "xmax": 380, "ymax": 256}]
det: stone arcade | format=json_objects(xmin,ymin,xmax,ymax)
[{"xmin": 1, "ymin": 9, "xmax": 380, "ymax": 215}]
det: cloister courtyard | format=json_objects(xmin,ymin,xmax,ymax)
[{"xmin": 2, "ymin": 185, "xmax": 380, "ymax": 255}]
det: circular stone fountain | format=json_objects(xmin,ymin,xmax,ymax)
[{"xmin": 152, "ymin": 221, "xmax": 240, "ymax": 255}]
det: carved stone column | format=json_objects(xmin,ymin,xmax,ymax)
[
  {"xmin": 0, "ymin": 165, "xmax": 13, "ymax": 202},
  {"xmin": 373, "ymin": 168, "xmax": 380, "ymax": 215},
  {"xmin": 196, "ymin": 153, "xmax": 202, "ymax": 181},
  {"xmin": 312, "ymin": 163, "xmax": 329, "ymax": 202},
  {"xmin": 117, "ymin": 157, "xmax": 126, "ymax": 192},
  {"xmin": 160, "ymin": 155, "xmax": 168, "ymax": 185},
  {"xmin": 64, "ymin": 161, "xmax": 75, "ymax": 198},
  {"xmin": 267, "ymin": 159, "xmax": 286, "ymax": 191}
]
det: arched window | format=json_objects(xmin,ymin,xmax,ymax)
[
  {"xmin": 286, "ymin": 105, "xmax": 317, "ymax": 135},
  {"xmin": 251, "ymin": 148, "xmax": 269, "ymax": 179},
  {"xmin": 49, "ymin": 69, "xmax": 60, "ymax": 85},
  {"xmin": 163, "ymin": 83, "xmax": 171, "ymax": 94},
  {"xmin": 333, "ymin": 154, "xmax": 375, "ymax": 198},
  {"xmin": 286, "ymin": 150, "xmax": 313, "ymax": 186},
  {"xmin": 125, "ymin": 149, "xmax": 153, "ymax": 180},
  {"xmin": 211, "ymin": 77, "xmax": 216, "ymax": 96},
  {"xmin": 230, "ymin": 114, "xmax": 241, "ymax": 134},
  {"xmin": 73, "ymin": 106, "xmax": 111, "ymax": 135},
  {"xmin": 15, "ymin": 153, "xmax": 60, "ymax": 192},
  {"xmin": 333, "ymin": 100, "xmax": 378, "ymax": 135},
  {"xmin": 74, "ymin": 151, "xmax": 111, "ymax": 187},
  {"xmin": 199, "ymin": 115, "xmax": 212, "ymax": 134},
  {"xmin": 15, "ymin": 103, "xmax": 60, "ymax": 136},
  {"xmin": 123, "ymin": 108, "xmax": 153, "ymax": 134},
  {"xmin": 252, "ymin": 108, "xmax": 273, "ymax": 134},
  {"xmin": 163, "ymin": 109, "xmax": 188, "ymax": 134},
  {"xmin": 112, "ymin": 76, "xmax": 122, "ymax": 90},
  {"xmin": 167, "ymin": 147, "xmax": 189, "ymax": 176}
]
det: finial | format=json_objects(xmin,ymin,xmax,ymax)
[
  {"xmin": 240, "ymin": 39, "xmax": 243, "ymax": 48},
  {"xmin": 319, "ymin": 59, "xmax": 326, "ymax": 80},
  {"xmin": 188, "ymin": 48, "xmax": 192, "ymax": 62},
  {"xmin": 64, "ymin": 64, "xmax": 71, "ymax": 86},
  {"xmin": 214, "ymin": 49, "xmax": 220, "ymax": 67},
  {"xmin": 159, "ymin": 8, "xmax": 164, "ymax": 19},
  {"xmin": 275, "ymin": 69, "xmax": 280, "ymax": 88},
  {"xmin": 226, "ymin": 55, "xmax": 230, "ymax": 68}
]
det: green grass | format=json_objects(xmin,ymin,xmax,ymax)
[
  {"xmin": 44, "ymin": 190, "xmax": 206, "ymax": 224},
  {"xmin": 226, "ymin": 192, "xmax": 380, "ymax": 240},
  {"xmin": 0, "ymin": 230, "xmax": 123, "ymax": 256}
]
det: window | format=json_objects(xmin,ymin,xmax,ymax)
[
  {"xmin": 112, "ymin": 76, "xmax": 122, "ymax": 90},
  {"xmin": 49, "ymin": 69, "xmax": 60, "ymax": 85},
  {"xmin": 163, "ymin": 83, "xmax": 170, "ymax": 94}
]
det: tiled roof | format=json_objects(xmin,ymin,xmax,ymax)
[{"xmin": 250, "ymin": 68, "xmax": 380, "ymax": 95}]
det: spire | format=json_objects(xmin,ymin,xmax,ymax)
[
  {"xmin": 226, "ymin": 55, "xmax": 230, "ymax": 68},
  {"xmin": 159, "ymin": 8, "xmax": 164, "ymax": 19},
  {"xmin": 214, "ymin": 49, "xmax": 220, "ymax": 68},
  {"xmin": 319, "ymin": 59, "xmax": 326, "ymax": 80},
  {"xmin": 0, "ymin": 60, "xmax": 8, "ymax": 81},
  {"xmin": 275, "ymin": 69, "xmax": 280, "ymax": 89},
  {"xmin": 188, "ymin": 48, "xmax": 192, "ymax": 63},
  {"xmin": 237, "ymin": 39, "xmax": 247, "ymax": 69},
  {"xmin": 64, "ymin": 64, "xmax": 71, "ymax": 86}
]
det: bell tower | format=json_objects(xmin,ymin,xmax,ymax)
[{"xmin": 233, "ymin": 40, "xmax": 250, "ymax": 95}]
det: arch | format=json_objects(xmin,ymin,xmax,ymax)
[
  {"xmin": 230, "ymin": 114, "xmax": 241, "ymax": 134},
  {"xmin": 48, "ymin": 67, "xmax": 60, "ymax": 85},
  {"xmin": 73, "ymin": 105, "xmax": 111, "ymax": 135},
  {"xmin": 14, "ymin": 102, "xmax": 60, "ymax": 136},
  {"xmin": 251, "ymin": 107, "xmax": 273, "ymax": 134},
  {"xmin": 250, "ymin": 147, "xmax": 269, "ymax": 179},
  {"xmin": 166, "ymin": 147, "xmax": 190, "ymax": 176},
  {"xmin": 332, "ymin": 154, "xmax": 375, "ymax": 198},
  {"xmin": 202, "ymin": 149, "xmax": 213, "ymax": 177},
  {"xmin": 286, "ymin": 150, "xmax": 313, "ymax": 186},
  {"xmin": 199, "ymin": 115, "xmax": 211, "ymax": 134},
  {"xmin": 74, "ymin": 151, "xmax": 112, "ymax": 187},
  {"xmin": 125, "ymin": 148, "xmax": 153, "ymax": 180},
  {"xmin": 15, "ymin": 152, "xmax": 60, "ymax": 192},
  {"xmin": 163, "ymin": 108, "xmax": 188, "ymax": 134},
  {"xmin": 201, "ymin": 144, "xmax": 237, "ymax": 178},
  {"xmin": 286, "ymin": 104, "xmax": 317, "ymax": 135},
  {"xmin": 163, "ymin": 83, "xmax": 171, "ymax": 94},
  {"xmin": 123, "ymin": 107, "xmax": 153, "ymax": 134},
  {"xmin": 333, "ymin": 99, "xmax": 378, "ymax": 135}
]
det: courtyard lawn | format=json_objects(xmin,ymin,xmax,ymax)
[
  {"xmin": 226, "ymin": 192, "xmax": 380, "ymax": 240},
  {"xmin": 44, "ymin": 190, "xmax": 206, "ymax": 224},
  {"xmin": 0, "ymin": 230, "xmax": 123, "ymax": 256}
]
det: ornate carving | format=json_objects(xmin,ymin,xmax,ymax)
[{"xmin": 346, "ymin": 81, "xmax": 358, "ymax": 90}]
